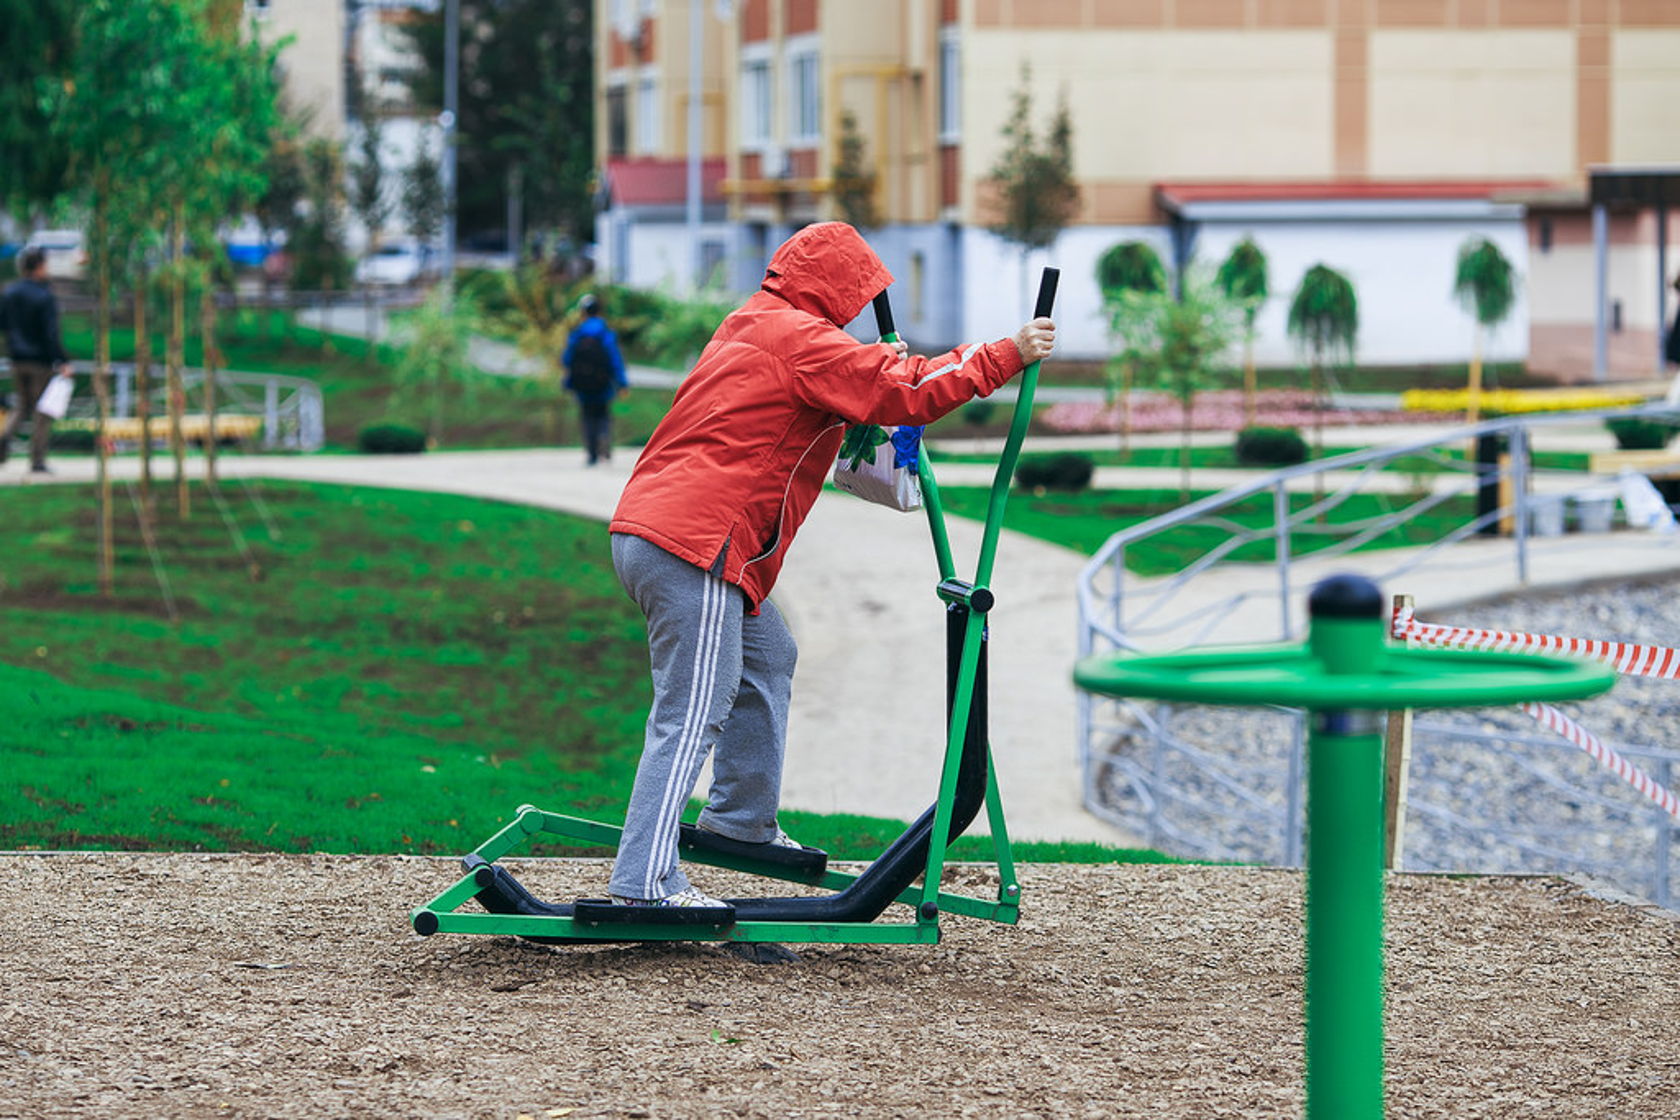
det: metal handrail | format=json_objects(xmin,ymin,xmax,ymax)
[{"xmin": 1077, "ymin": 403, "xmax": 1680, "ymax": 908}]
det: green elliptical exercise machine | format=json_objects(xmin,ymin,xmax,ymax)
[
  {"xmin": 1073, "ymin": 573, "xmax": 1615, "ymax": 1120},
  {"xmin": 410, "ymin": 267, "xmax": 1063, "ymax": 948}
]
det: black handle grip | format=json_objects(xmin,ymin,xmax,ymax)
[
  {"xmin": 1033, "ymin": 267, "xmax": 1060, "ymax": 320},
  {"xmin": 872, "ymin": 291, "xmax": 896, "ymax": 339}
]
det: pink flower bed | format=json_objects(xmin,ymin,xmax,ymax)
[{"xmin": 1040, "ymin": 391, "xmax": 1455, "ymax": 434}]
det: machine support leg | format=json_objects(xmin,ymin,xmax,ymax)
[{"xmin": 1305, "ymin": 709, "xmax": 1386, "ymax": 1120}]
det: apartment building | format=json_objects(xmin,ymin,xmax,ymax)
[
  {"xmin": 596, "ymin": 0, "xmax": 1680, "ymax": 375},
  {"xmin": 245, "ymin": 0, "xmax": 348, "ymax": 141}
]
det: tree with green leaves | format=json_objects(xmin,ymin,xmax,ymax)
[
  {"xmin": 292, "ymin": 138, "xmax": 353, "ymax": 292},
  {"xmin": 1109, "ymin": 271, "xmax": 1240, "ymax": 499},
  {"xmin": 1287, "ymin": 263, "xmax": 1359, "ymax": 463},
  {"xmin": 487, "ymin": 265, "xmax": 577, "ymax": 442},
  {"xmin": 0, "ymin": 0, "xmax": 75, "ymax": 220},
  {"xmin": 989, "ymin": 63, "xmax": 1080, "ymax": 316},
  {"xmin": 1216, "ymin": 237, "xmax": 1270, "ymax": 426},
  {"xmin": 1097, "ymin": 241, "xmax": 1168, "ymax": 452},
  {"xmin": 831, "ymin": 109, "xmax": 879, "ymax": 231},
  {"xmin": 404, "ymin": 133, "xmax": 445, "ymax": 249},
  {"xmin": 1452, "ymin": 237, "xmax": 1516, "ymax": 425},
  {"xmin": 402, "ymin": 0, "xmax": 594, "ymax": 248},
  {"xmin": 395, "ymin": 287, "xmax": 480, "ymax": 445},
  {"xmin": 351, "ymin": 89, "xmax": 392, "ymax": 256}
]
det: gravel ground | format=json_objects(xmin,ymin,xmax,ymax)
[
  {"xmin": 2, "ymin": 852, "xmax": 1677, "ymax": 1119},
  {"xmin": 1091, "ymin": 576, "xmax": 1680, "ymax": 905}
]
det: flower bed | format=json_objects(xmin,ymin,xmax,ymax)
[{"xmin": 1040, "ymin": 390, "xmax": 1454, "ymax": 435}]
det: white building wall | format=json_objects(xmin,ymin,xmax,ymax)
[{"xmin": 962, "ymin": 218, "xmax": 1529, "ymax": 368}]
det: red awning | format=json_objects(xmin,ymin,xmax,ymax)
[{"xmin": 606, "ymin": 157, "xmax": 727, "ymax": 207}]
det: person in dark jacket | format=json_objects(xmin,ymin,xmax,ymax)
[
  {"xmin": 0, "ymin": 247, "xmax": 74, "ymax": 472},
  {"xmin": 561, "ymin": 294, "xmax": 628, "ymax": 465}
]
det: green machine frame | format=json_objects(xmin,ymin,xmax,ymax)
[{"xmin": 410, "ymin": 268, "xmax": 1062, "ymax": 948}]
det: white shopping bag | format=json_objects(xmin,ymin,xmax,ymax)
[
  {"xmin": 1617, "ymin": 469, "xmax": 1677, "ymax": 535},
  {"xmin": 832, "ymin": 424, "xmax": 923, "ymax": 512},
  {"xmin": 34, "ymin": 373, "xmax": 74, "ymax": 419}
]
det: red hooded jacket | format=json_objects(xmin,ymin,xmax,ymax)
[{"xmin": 610, "ymin": 222, "xmax": 1024, "ymax": 609}]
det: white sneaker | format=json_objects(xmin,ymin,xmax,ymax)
[
  {"xmin": 611, "ymin": 885, "xmax": 726, "ymax": 908},
  {"xmin": 699, "ymin": 823, "xmax": 806, "ymax": 850}
]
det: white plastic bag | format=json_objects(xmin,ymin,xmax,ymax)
[
  {"xmin": 832, "ymin": 424, "xmax": 923, "ymax": 512},
  {"xmin": 1617, "ymin": 468, "xmax": 1677, "ymax": 535},
  {"xmin": 34, "ymin": 373, "xmax": 73, "ymax": 420}
]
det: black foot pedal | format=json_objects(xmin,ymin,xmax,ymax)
[
  {"xmin": 573, "ymin": 898, "xmax": 737, "ymax": 927},
  {"xmin": 678, "ymin": 824, "xmax": 828, "ymax": 880}
]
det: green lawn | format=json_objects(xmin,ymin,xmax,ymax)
[
  {"xmin": 936, "ymin": 485, "xmax": 1479, "ymax": 574},
  {"xmin": 0, "ymin": 480, "xmax": 1166, "ymax": 866}
]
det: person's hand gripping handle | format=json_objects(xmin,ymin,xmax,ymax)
[
  {"xmin": 873, "ymin": 291, "xmax": 909, "ymax": 361},
  {"xmin": 1013, "ymin": 268, "xmax": 1059, "ymax": 367}
]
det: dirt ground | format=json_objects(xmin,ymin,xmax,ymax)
[{"xmin": 2, "ymin": 853, "xmax": 1676, "ymax": 1119}]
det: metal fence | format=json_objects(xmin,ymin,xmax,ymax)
[
  {"xmin": 3, "ymin": 360, "xmax": 324, "ymax": 452},
  {"xmin": 1076, "ymin": 406, "xmax": 1680, "ymax": 907}
]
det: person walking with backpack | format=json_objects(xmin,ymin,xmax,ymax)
[{"xmin": 561, "ymin": 294, "xmax": 628, "ymax": 465}]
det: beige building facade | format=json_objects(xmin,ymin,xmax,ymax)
[
  {"xmin": 246, "ymin": 0, "xmax": 348, "ymax": 141},
  {"xmin": 595, "ymin": 0, "xmax": 1680, "ymax": 374}
]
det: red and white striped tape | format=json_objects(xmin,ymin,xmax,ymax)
[
  {"xmin": 1390, "ymin": 603, "xmax": 1680, "ymax": 822},
  {"xmin": 1520, "ymin": 702, "xmax": 1680, "ymax": 820},
  {"xmin": 1391, "ymin": 604, "xmax": 1680, "ymax": 681}
]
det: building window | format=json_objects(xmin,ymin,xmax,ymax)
[
  {"xmin": 635, "ymin": 73, "xmax": 660, "ymax": 155},
  {"xmin": 606, "ymin": 84, "xmax": 628, "ymax": 157},
  {"xmin": 938, "ymin": 29, "xmax": 960, "ymax": 143},
  {"xmin": 741, "ymin": 52, "xmax": 772, "ymax": 148},
  {"xmin": 246, "ymin": 0, "xmax": 270, "ymax": 13},
  {"xmin": 787, "ymin": 40, "xmax": 821, "ymax": 146},
  {"xmin": 700, "ymin": 240, "xmax": 726, "ymax": 287},
  {"xmin": 910, "ymin": 251, "xmax": 926, "ymax": 322},
  {"xmin": 1538, "ymin": 217, "xmax": 1553, "ymax": 255}
]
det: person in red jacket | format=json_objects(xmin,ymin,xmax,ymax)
[{"xmin": 606, "ymin": 222, "xmax": 1054, "ymax": 907}]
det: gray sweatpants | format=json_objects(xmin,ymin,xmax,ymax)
[{"xmin": 609, "ymin": 532, "xmax": 796, "ymax": 900}]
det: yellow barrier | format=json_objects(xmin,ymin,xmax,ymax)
[
  {"xmin": 1400, "ymin": 387, "xmax": 1647, "ymax": 414},
  {"xmin": 39, "ymin": 414, "xmax": 267, "ymax": 443}
]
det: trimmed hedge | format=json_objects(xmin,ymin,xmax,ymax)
[
  {"xmin": 358, "ymin": 423, "xmax": 427, "ymax": 454},
  {"xmin": 1015, "ymin": 452, "xmax": 1094, "ymax": 492},
  {"xmin": 1605, "ymin": 417, "xmax": 1680, "ymax": 452},
  {"xmin": 1234, "ymin": 426, "xmax": 1308, "ymax": 467}
]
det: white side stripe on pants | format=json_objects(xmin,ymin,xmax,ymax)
[{"xmin": 646, "ymin": 572, "xmax": 727, "ymax": 898}]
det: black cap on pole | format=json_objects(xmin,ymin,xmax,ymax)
[
  {"xmin": 1308, "ymin": 574, "xmax": 1384, "ymax": 620},
  {"xmin": 1033, "ymin": 267, "xmax": 1060, "ymax": 320},
  {"xmin": 872, "ymin": 291, "xmax": 896, "ymax": 339}
]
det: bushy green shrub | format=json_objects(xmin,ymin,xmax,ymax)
[
  {"xmin": 1015, "ymin": 452, "xmax": 1094, "ymax": 492},
  {"xmin": 48, "ymin": 427, "xmax": 98, "ymax": 452},
  {"xmin": 1606, "ymin": 416, "xmax": 1680, "ymax": 451},
  {"xmin": 1234, "ymin": 426, "xmax": 1309, "ymax": 466},
  {"xmin": 358, "ymin": 423, "xmax": 427, "ymax": 454},
  {"xmin": 961, "ymin": 400, "xmax": 997, "ymax": 427}
]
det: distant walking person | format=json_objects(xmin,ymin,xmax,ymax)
[
  {"xmin": 562, "ymin": 294, "xmax": 628, "ymax": 465},
  {"xmin": 1666, "ymin": 274, "xmax": 1680, "ymax": 406},
  {"xmin": 0, "ymin": 247, "xmax": 73, "ymax": 472}
]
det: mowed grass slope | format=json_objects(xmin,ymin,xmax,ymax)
[{"xmin": 1, "ymin": 482, "xmax": 1168, "ymax": 865}]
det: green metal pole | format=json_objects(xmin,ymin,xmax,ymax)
[{"xmin": 1303, "ymin": 610, "xmax": 1387, "ymax": 1120}]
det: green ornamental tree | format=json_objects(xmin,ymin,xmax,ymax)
[
  {"xmin": 1452, "ymin": 236, "xmax": 1516, "ymax": 425},
  {"xmin": 1216, "ymin": 237, "xmax": 1270, "ymax": 426},
  {"xmin": 395, "ymin": 288, "xmax": 480, "ymax": 445},
  {"xmin": 0, "ymin": 0, "xmax": 76, "ymax": 218},
  {"xmin": 989, "ymin": 63, "xmax": 1080, "ymax": 315},
  {"xmin": 1287, "ymin": 263, "xmax": 1359, "ymax": 463},
  {"xmin": 1111, "ymin": 271, "xmax": 1240, "ymax": 499},
  {"xmin": 351, "ymin": 87, "xmax": 392, "ymax": 256},
  {"xmin": 831, "ymin": 109, "xmax": 880, "ymax": 231},
  {"xmin": 1096, "ymin": 241, "xmax": 1169, "ymax": 452}
]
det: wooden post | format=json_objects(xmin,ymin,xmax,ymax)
[{"xmin": 1383, "ymin": 593, "xmax": 1414, "ymax": 871}]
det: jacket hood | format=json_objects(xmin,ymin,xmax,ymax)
[{"xmin": 761, "ymin": 222, "xmax": 893, "ymax": 328}]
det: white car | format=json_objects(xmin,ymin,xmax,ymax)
[
  {"xmin": 23, "ymin": 229, "xmax": 86, "ymax": 280},
  {"xmin": 355, "ymin": 241, "xmax": 428, "ymax": 286}
]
